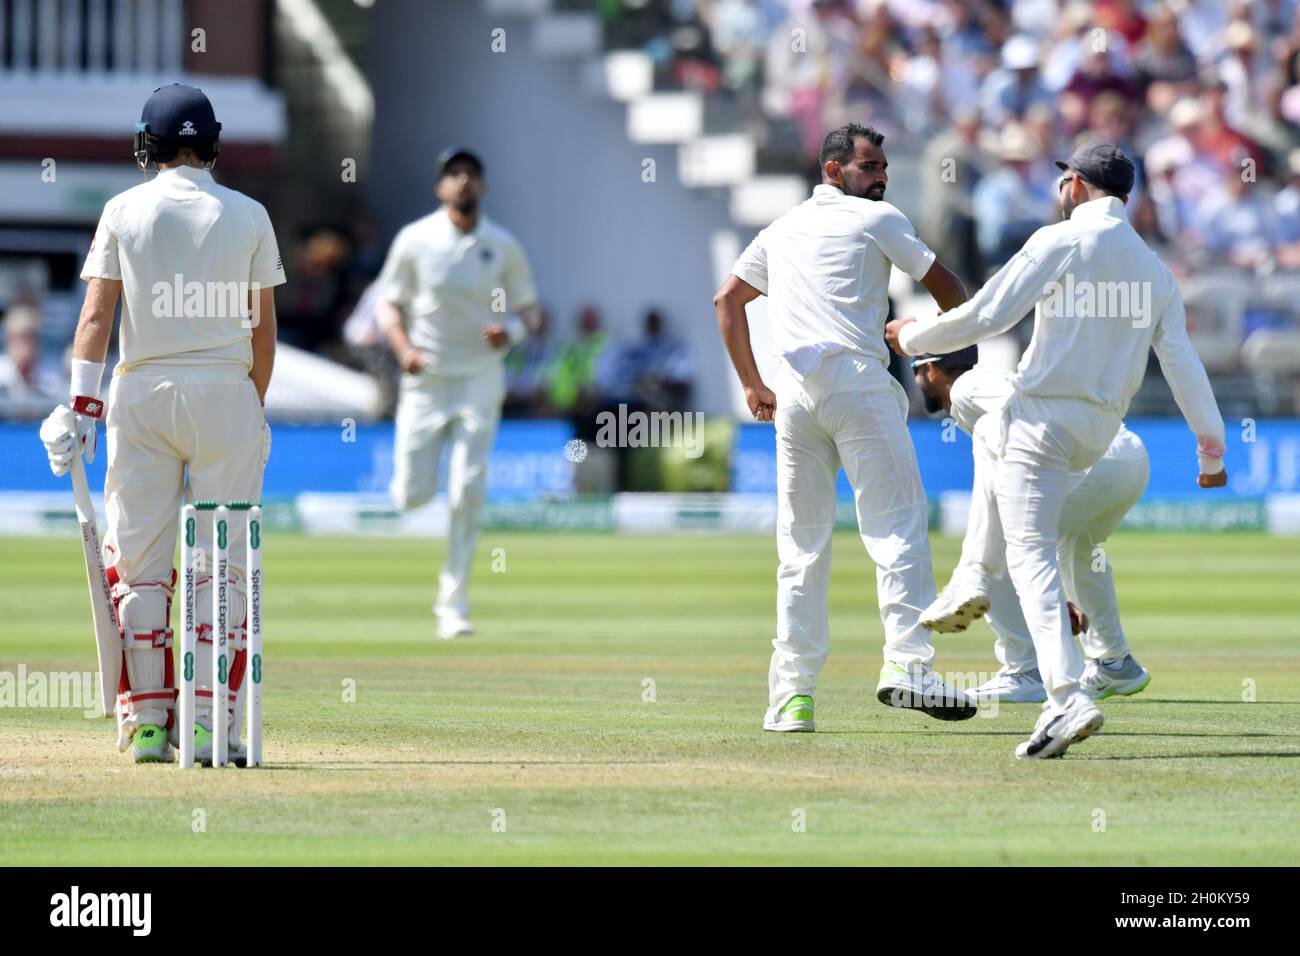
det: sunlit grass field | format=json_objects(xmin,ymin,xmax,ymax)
[{"xmin": 2, "ymin": 531, "xmax": 1297, "ymax": 865}]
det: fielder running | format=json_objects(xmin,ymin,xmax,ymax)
[
  {"xmin": 714, "ymin": 123, "xmax": 977, "ymax": 731},
  {"xmin": 39, "ymin": 84, "xmax": 283, "ymax": 763},
  {"xmin": 376, "ymin": 148, "xmax": 540, "ymax": 639},
  {"xmin": 911, "ymin": 349, "xmax": 1152, "ymax": 704},
  {"xmin": 887, "ymin": 143, "xmax": 1227, "ymax": 758}
]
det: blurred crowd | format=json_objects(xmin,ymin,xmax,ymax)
[
  {"xmin": 605, "ymin": 0, "xmax": 1300, "ymax": 284},
  {"xmin": 0, "ymin": 216, "xmax": 696, "ymax": 427}
]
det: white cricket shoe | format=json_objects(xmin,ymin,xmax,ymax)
[
  {"xmin": 763, "ymin": 695, "xmax": 815, "ymax": 732},
  {"xmin": 920, "ymin": 582, "xmax": 990, "ymax": 633},
  {"xmin": 1080, "ymin": 655, "xmax": 1151, "ymax": 700},
  {"xmin": 437, "ymin": 613, "xmax": 475, "ymax": 640},
  {"xmin": 876, "ymin": 663, "xmax": 978, "ymax": 721},
  {"xmin": 968, "ymin": 666, "xmax": 1048, "ymax": 704},
  {"xmin": 1014, "ymin": 695, "xmax": 1104, "ymax": 760}
]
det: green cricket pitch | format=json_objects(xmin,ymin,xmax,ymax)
[{"xmin": 2, "ymin": 531, "xmax": 1297, "ymax": 865}]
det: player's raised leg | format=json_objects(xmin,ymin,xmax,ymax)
[
  {"xmin": 922, "ymin": 436, "xmax": 999, "ymax": 632},
  {"xmin": 1058, "ymin": 449, "xmax": 1153, "ymax": 700},
  {"xmin": 828, "ymin": 373, "xmax": 975, "ymax": 720}
]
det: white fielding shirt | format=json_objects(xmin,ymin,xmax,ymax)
[
  {"xmin": 898, "ymin": 197, "xmax": 1225, "ymax": 466},
  {"xmin": 732, "ymin": 184, "xmax": 936, "ymax": 379},
  {"xmin": 377, "ymin": 207, "xmax": 537, "ymax": 376},
  {"xmin": 949, "ymin": 364, "xmax": 1146, "ymax": 464},
  {"xmin": 81, "ymin": 165, "xmax": 286, "ymax": 372}
]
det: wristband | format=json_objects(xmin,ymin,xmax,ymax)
[{"xmin": 70, "ymin": 359, "xmax": 105, "ymax": 401}]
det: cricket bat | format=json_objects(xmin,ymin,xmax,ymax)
[{"xmin": 70, "ymin": 453, "xmax": 120, "ymax": 717}]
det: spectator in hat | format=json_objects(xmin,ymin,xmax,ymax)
[
  {"xmin": 979, "ymin": 34, "xmax": 1053, "ymax": 127},
  {"xmin": 972, "ymin": 124, "xmax": 1057, "ymax": 271}
]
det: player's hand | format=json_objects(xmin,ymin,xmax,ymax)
[
  {"xmin": 39, "ymin": 403, "xmax": 99, "ymax": 477},
  {"xmin": 483, "ymin": 324, "xmax": 510, "ymax": 350},
  {"xmin": 1067, "ymin": 601, "xmax": 1088, "ymax": 637},
  {"xmin": 744, "ymin": 383, "xmax": 777, "ymax": 422},
  {"xmin": 884, "ymin": 316, "xmax": 917, "ymax": 357},
  {"xmin": 399, "ymin": 347, "xmax": 427, "ymax": 374},
  {"xmin": 1198, "ymin": 469, "xmax": 1228, "ymax": 489}
]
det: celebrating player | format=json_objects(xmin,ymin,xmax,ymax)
[
  {"xmin": 714, "ymin": 123, "xmax": 977, "ymax": 732},
  {"xmin": 886, "ymin": 143, "xmax": 1227, "ymax": 758},
  {"xmin": 38, "ymin": 84, "xmax": 284, "ymax": 763},
  {"xmin": 912, "ymin": 348, "xmax": 1153, "ymax": 705},
  {"xmin": 376, "ymin": 148, "xmax": 541, "ymax": 639}
]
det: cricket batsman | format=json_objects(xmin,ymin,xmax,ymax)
[
  {"xmin": 887, "ymin": 143, "xmax": 1227, "ymax": 758},
  {"xmin": 376, "ymin": 148, "xmax": 540, "ymax": 639},
  {"xmin": 912, "ymin": 348, "xmax": 1152, "ymax": 704},
  {"xmin": 38, "ymin": 84, "xmax": 284, "ymax": 763},
  {"xmin": 714, "ymin": 123, "xmax": 977, "ymax": 732}
]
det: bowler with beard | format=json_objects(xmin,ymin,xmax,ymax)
[
  {"xmin": 714, "ymin": 123, "xmax": 975, "ymax": 731},
  {"xmin": 377, "ymin": 148, "xmax": 541, "ymax": 639}
]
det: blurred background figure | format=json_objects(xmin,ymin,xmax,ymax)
[
  {"xmin": 504, "ymin": 305, "xmax": 555, "ymax": 418},
  {"xmin": 600, "ymin": 308, "xmax": 694, "ymax": 414},
  {"xmin": 0, "ymin": 300, "xmax": 69, "ymax": 414}
]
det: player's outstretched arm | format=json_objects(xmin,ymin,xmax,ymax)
[
  {"xmin": 714, "ymin": 275, "xmax": 775, "ymax": 422},
  {"xmin": 249, "ymin": 286, "xmax": 277, "ymax": 405}
]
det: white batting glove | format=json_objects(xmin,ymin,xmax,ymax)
[{"xmin": 39, "ymin": 402, "xmax": 100, "ymax": 477}]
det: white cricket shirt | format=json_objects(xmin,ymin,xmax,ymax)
[
  {"xmin": 731, "ymin": 184, "xmax": 936, "ymax": 380},
  {"xmin": 899, "ymin": 197, "xmax": 1225, "ymax": 463},
  {"xmin": 81, "ymin": 165, "xmax": 286, "ymax": 373},
  {"xmin": 949, "ymin": 364, "xmax": 1146, "ymax": 464},
  {"xmin": 377, "ymin": 207, "xmax": 537, "ymax": 375}
]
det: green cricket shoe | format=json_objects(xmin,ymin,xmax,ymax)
[
  {"xmin": 132, "ymin": 724, "xmax": 174, "ymax": 764},
  {"xmin": 764, "ymin": 694, "xmax": 815, "ymax": 732},
  {"xmin": 875, "ymin": 662, "xmax": 978, "ymax": 721},
  {"xmin": 193, "ymin": 723, "xmax": 248, "ymax": 767}
]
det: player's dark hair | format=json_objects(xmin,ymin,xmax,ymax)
[{"xmin": 819, "ymin": 123, "xmax": 885, "ymax": 169}]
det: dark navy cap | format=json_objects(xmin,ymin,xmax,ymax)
[
  {"xmin": 1055, "ymin": 143, "xmax": 1135, "ymax": 198},
  {"xmin": 912, "ymin": 345, "xmax": 979, "ymax": 372},
  {"xmin": 437, "ymin": 147, "xmax": 484, "ymax": 177},
  {"xmin": 139, "ymin": 83, "xmax": 220, "ymax": 139}
]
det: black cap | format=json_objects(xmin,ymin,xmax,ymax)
[
  {"xmin": 1055, "ymin": 143, "xmax": 1135, "ymax": 198},
  {"xmin": 437, "ymin": 147, "xmax": 484, "ymax": 178},
  {"xmin": 912, "ymin": 345, "xmax": 979, "ymax": 372},
  {"xmin": 138, "ymin": 83, "xmax": 220, "ymax": 140}
]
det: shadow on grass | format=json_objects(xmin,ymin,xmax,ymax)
[{"xmin": 1074, "ymin": 751, "xmax": 1300, "ymax": 761}]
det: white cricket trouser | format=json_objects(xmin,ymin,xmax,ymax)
[
  {"xmin": 391, "ymin": 363, "xmax": 504, "ymax": 619},
  {"xmin": 972, "ymin": 392, "xmax": 1122, "ymax": 707},
  {"xmin": 769, "ymin": 354, "xmax": 937, "ymax": 708},
  {"xmin": 104, "ymin": 363, "xmax": 267, "ymax": 732},
  {"xmin": 972, "ymin": 433, "xmax": 1150, "ymax": 672}
]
